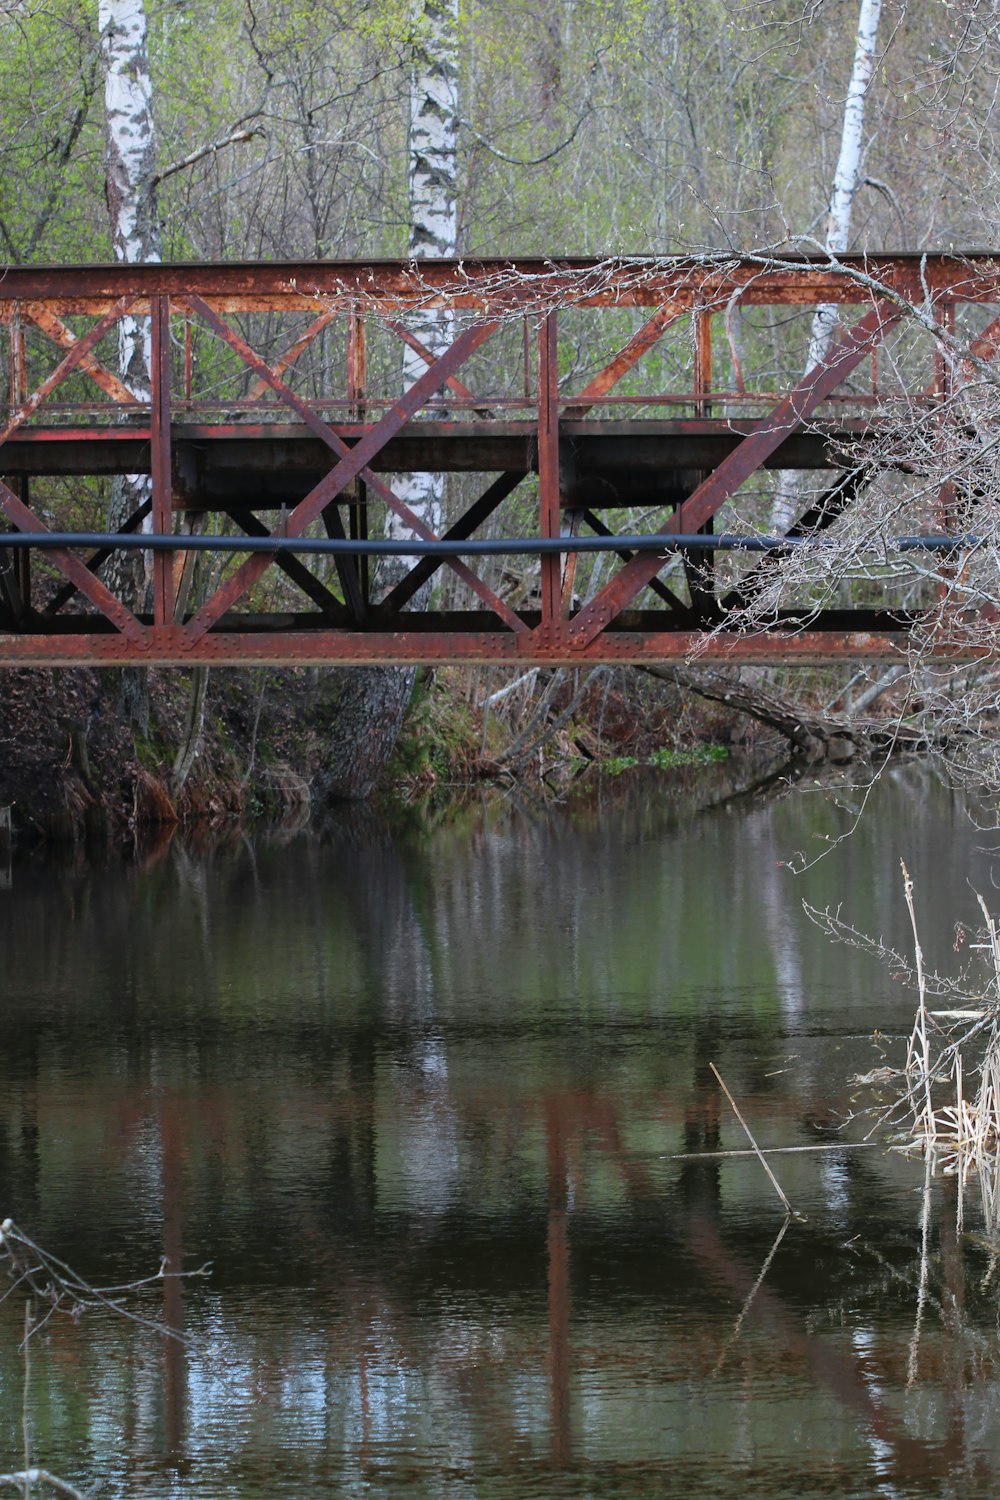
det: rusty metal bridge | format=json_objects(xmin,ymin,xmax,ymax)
[{"xmin": 1, "ymin": 253, "xmax": 998, "ymax": 668}]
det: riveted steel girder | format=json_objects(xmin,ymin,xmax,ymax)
[{"xmin": 1, "ymin": 256, "xmax": 996, "ymax": 668}]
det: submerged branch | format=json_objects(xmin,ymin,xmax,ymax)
[
  {"xmin": 0, "ymin": 1470, "xmax": 88, "ymax": 1499},
  {"xmin": 0, "ymin": 1218, "xmax": 208, "ymax": 1346},
  {"xmin": 709, "ymin": 1063, "xmax": 800, "ymax": 1219}
]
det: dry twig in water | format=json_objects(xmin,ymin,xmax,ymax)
[{"xmin": 709, "ymin": 1063, "xmax": 801, "ymax": 1220}]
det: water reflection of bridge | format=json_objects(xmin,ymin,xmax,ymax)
[
  {"xmin": 2, "ymin": 782, "xmax": 992, "ymax": 1487},
  {"xmin": 10, "ymin": 1068, "xmax": 973, "ymax": 1488},
  {"xmin": 2, "ymin": 254, "xmax": 999, "ymax": 667}
]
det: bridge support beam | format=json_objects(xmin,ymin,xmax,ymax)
[{"xmin": 0, "ymin": 253, "xmax": 997, "ymax": 668}]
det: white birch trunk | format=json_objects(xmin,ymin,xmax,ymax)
[
  {"xmin": 323, "ymin": 0, "xmax": 460, "ymax": 800},
  {"xmin": 101, "ymin": 0, "xmax": 160, "ymax": 601},
  {"xmin": 769, "ymin": 0, "xmax": 882, "ymax": 534},
  {"xmin": 100, "ymin": 0, "xmax": 161, "ymax": 724},
  {"xmin": 384, "ymin": 0, "xmax": 459, "ymax": 586}
]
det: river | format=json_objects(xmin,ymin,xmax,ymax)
[{"xmin": 2, "ymin": 761, "xmax": 999, "ymax": 1498}]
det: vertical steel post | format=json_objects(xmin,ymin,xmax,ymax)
[
  {"xmin": 694, "ymin": 305, "xmax": 712, "ymax": 415},
  {"xmin": 688, "ymin": 306, "xmax": 715, "ymax": 613},
  {"xmin": 175, "ymin": 309, "xmax": 203, "ymax": 619},
  {"xmin": 150, "ymin": 295, "xmax": 174, "ymax": 628},
  {"xmin": 1, "ymin": 310, "xmax": 23, "ymax": 619},
  {"xmin": 933, "ymin": 302, "xmax": 954, "ymax": 403},
  {"xmin": 935, "ymin": 301, "xmax": 958, "ymax": 609},
  {"xmin": 347, "ymin": 303, "xmax": 369, "ymax": 605},
  {"xmin": 935, "ymin": 300, "xmax": 957, "ymax": 529},
  {"xmin": 9, "ymin": 313, "xmax": 26, "ymax": 417},
  {"xmin": 538, "ymin": 312, "xmax": 561, "ymax": 627}
]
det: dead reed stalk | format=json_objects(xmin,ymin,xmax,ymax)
[
  {"xmin": 884, "ymin": 872, "xmax": 1000, "ymax": 1224},
  {"xmin": 901, "ymin": 859, "xmax": 936, "ymax": 1148}
]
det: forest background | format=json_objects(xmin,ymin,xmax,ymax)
[{"xmin": 1, "ymin": 0, "xmax": 998, "ymax": 833}]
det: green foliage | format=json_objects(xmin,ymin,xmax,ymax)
[
  {"xmin": 649, "ymin": 743, "xmax": 728, "ymax": 768},
  {"xmin": 601, "ymin": 744, "xmax": 729, "ymax": 775},
  {"xmin": 387, "ymin": 669, "xmax": 480, "ymax": 786},
  {"xmin": 0, "ymin": 0, "xmax": 105, "ymax": 262},
  {"xmin": 133, "ymin": 724, "xmax": 170, "ymax": 772},
  {"xmin": 0, "ymin": 0, "xmax": 990, "ymax": 273},
  {"xmin": 601, "ymin": 754, "xmax": 639, "ymax": 774}
]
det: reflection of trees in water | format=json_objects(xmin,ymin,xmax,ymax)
[
  {"xmin": 8, "ymin": 1089, "xmax": 993, "ymax": 1490},
  {"xmin": 677, "ymin": 1019, "xmax": 722, "ymax": 1214},
  {"xmin": 3, "ymin": 776, "xmax": 1000, "ymax": 1485},
  {"xmin": 0, "ymin": 783, "xmax": 958, "ymax": 1268}
]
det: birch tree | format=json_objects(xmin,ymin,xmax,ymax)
[
  {"xmin": 100, "ymin": 0, "xmax": 159, "ymax": 631},
  {"xmin": 102, "ymin": 0, "xmax": 160, "ymax": 298},
  {"xmin": 385, "ymin": 0, "xmax": 459, "ymax": 578},
  {"xmin": 319, "ymin": 0, "xmax": 459, "ymax": 799},
  {"xmin": 769, "ymin": 0, "xmax": 882, "ymax": 533}
]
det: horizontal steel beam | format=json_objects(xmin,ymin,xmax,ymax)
[
  {"xmin": 0, "ymin": 421, "xmax": 869, "ymax": 486},
  {"xmin": 1, "ymin": 258, "xmax": 990, "ymax": 674},
  {"xmin": 2, "ymin": 253, "xmax": 1000, "ymax": 310},
  {"xmin": 0, "ymin": 628, "xmax": 933, "ymax": 668}
]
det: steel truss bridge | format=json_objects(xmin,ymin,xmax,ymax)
[{"xmin": 1, "ymin": 253, "xmax": 998, "ymax": 669}]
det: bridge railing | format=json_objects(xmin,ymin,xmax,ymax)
[
  {"xmin": 6, "ymin": 254, "xmax": 1000, "ymax": 418},
  {"xmin": 0, "ymin": 255, "xmax": 999, "ymax": 666}
]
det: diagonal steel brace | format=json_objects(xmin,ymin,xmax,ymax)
[
  {"xmin": 178, "ymin": 295, "xmax": 523, "ymax": 641},
  {"xmin": 565, "ymin": 300, "xmax": 904, "ymax": 649},
  {"xmin": 0, "ymin": 297, "xmax": 137, "ymax": 449},
  {"xmin": 0, "ymin": 478, "xmax": 146, "ymax": 642}
]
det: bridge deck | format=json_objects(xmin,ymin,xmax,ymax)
[{"xmin": 1, "ymin": 254, "xmax": 997, "ymax": 667}]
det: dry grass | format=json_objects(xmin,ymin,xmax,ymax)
[
  {"xmin": 896, "ymin": 868, "xmax": 1000, "ymax": 1166},
  {"xmin": 814, "ymin": 862, "xmax": 1000, "ymax": 1229},
  {"xmin": 861, "ymin": 865, "xmax": 1000, "ymax": 1229}
]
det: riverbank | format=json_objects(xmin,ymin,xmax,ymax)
[{"xmin": 0, "ymin": 661, "xmax": 846, "ymax": 844}]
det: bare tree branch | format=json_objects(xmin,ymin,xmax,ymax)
[{"xmin": 152, "ymin": 126, "xmax": 263, "ymax": 188}]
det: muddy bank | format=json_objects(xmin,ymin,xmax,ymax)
[
  {"xmin": 0, "ymin": 666, "xmax": 334, "ymax": 843},
  {"xmin": 0, "ymin": 662, "xmax": 780, "ymax": 845}
]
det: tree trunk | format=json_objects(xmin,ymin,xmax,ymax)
[
  {"xmin": 323, "ymin": 0, "xmax": 459, "ymax": 799},
  {"xmin": 769, "ymin": 0, "xmax": 882, "ymax": 534},
  {"xmin": 641, "ymin": 663, "xmax": 932, "ymax": 760},
  {"xmin": 169, "ymin": 666, "xmax": 209, "ymax": 798},
  {"xmin": 100, "ymin": 0, "xmax": 161, "ymax": 730},
  {"xmin": 316, "ymin": 667, "xmax": 419, "ymax": 802},
  {"xmin": 384, "ymin": 0, "xmax": 459, "ymax": 584}
]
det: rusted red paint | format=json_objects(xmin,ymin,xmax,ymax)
[
  {"xmin": 568, "ymin": 301, "xmax": 905, "ymax": 649},
  {"xmin": 0, "ymin": 258, "xmax": 995, "ymax": 667},
  {"xmin": 22, "ymin": 301, "xmax": 135, "ymax": 405},
  {"xmin": 0, "ymin": 296, "xmax": 136, "ymax": 446},
  {"xmin": 0, "ymin": 628, "xmax": 940, "ymax": 668},
  {"xmin": 561, "ymin": 302, "xmax": 682, "ymax": 420},
  {"xmin": 537, "ymin": 312, "xmax": 561, "ymax": 629},
  {"xmin": 179, "ymin": 294, "xmax": 520, "ymax": 639},
  {"xmin": 3, "ymin": 253, "xmax": 1000, "ymax": 310},
  {"xmin": 150, "ymin": 297, "xmax": 174, "ymax": 628},
  {"xmin": 0, "ymin": 474, "xmax": 146, "ymax": 640}
]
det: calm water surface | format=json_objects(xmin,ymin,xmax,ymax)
[{"xmin": 3, "ymin": 763, "xmax": 1000, "ymax": 1498}]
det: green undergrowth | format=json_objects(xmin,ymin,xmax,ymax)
[
  {"xmin": 599, "ymin": 744, "xmax": 729, "ymax": 775},
  {"xmin": 388, "ymin": 669, "xmax": 735, "ymax": 796},
  {"xmin": 387, "ymin": 668, "xmax": 485, "ymax": 790}
]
